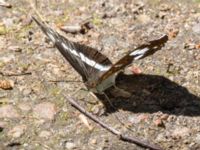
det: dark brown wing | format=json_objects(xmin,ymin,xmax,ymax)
[
  {"xmin": 32, "ymin": 16, "xmax": 112, "ymax": 82},
  {"xmin": 94, "ymin": 35, "xmax": 169, "ymax": 87}
]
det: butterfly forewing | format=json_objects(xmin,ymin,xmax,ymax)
[
  {"xmin": 95, "ymin": 35, "xmax": 169, "ymax": 86},
  {"xmin": 32, "ymin": 17, "xmax": 112, "ymax": 82}
]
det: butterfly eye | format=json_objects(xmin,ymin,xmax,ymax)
[{"xmin": 86, "ymin": 81, "xmax": 95, "ymax": 88}]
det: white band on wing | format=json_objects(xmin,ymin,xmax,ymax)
[
  {"xmin": 61, "ymin": 42, "xmax": 111, "ymax": 71},
  {"xmin": 47, "ymin": 32, "xmax": 56, "ymax": 43},
  {"xmin": 129, "ymin": 47, "xmax": 149, "ymax": 60}
]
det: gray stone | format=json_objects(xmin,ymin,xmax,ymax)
[
  {"xmin": 192, "ymin": 23, "xmax": 200, "ymax": 34},
  {"xmin": 33, "ymin": 102, "xmax": 57, "ymax": 120},
  {"xmin": 0, "ymin": 105, "xmax": 20, "ymax": 119}
]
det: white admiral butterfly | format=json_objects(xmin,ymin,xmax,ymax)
[{"xmin": 32, "ymin": 17, "xmax": 168, "ymax": 95}]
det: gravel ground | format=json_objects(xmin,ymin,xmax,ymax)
[{"xmin": 0, "ymin": 0, "xmax": 199, "ymax": 150}]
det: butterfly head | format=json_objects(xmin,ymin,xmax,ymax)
[{"xmin": 85, "ymin": 77, "xmax": 98, "ymax": 89}]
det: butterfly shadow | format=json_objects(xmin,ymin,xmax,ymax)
[{"xmin": 97, "ymin": 73, "xmax": 200, "ymax": 116}]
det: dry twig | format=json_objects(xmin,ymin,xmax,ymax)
[
  {"xmin": 0, "ymin": 72, "xmax": 32, "ymax": 77},
  {"xmin": 65, "ymin": 95, "xmax": 163, "ymax": 150}
]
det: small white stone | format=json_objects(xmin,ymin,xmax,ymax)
[
  {"xmin": 195, "ymin": 134, "xmax": 200, "ymax": 144},
  {"xmin": 65, "ymin": 142, "xmax": 76, "ymax": 149},
  {"xmin": 39, "ymin": 130, "xmax": 51, "ymax": 139},
  {"xmin": 171, "ymin": 127, "xmax": 190, "ymax": 138},
  {"xmin": 0, "ymin": 105, "xmax": 20, "ymax": 119},
  {"xmin": 18, "ymin": 103, "xmax": 31, "ymax": 112},
  {"xmin": 8, "ymin": 124, "xmax": 27, "ymax": 138}
]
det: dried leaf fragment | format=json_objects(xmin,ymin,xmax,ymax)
[
  {"xmin": 59, "ymin": 21, "xmax": 92, "ymax": 34},
  {"xmin": 0, "ymin": 80, "xmax": 14, "ymax": 90},
  {"xmin": 195, "ymin": 43, "xmax": 200, "ymax": 49},
  {"xmin": 60, "ymin": 25, "xmax": 83, "ymax": 34},
  {"xmin": 0, "ymin": 0, "xmax": 12, "ymax": 8},
  {"xmin": 130, "ymin": 66, "xmax": 142, "ymax": 75},
  {"xmin": 78, "ymin": 114, "xmax": 93, "ymax": 131},
  {"xmin": 168, "ymin": 28, "xmax": 179, "ymax": 39}
]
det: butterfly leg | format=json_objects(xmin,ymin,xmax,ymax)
[{"xmin": 102, "ymin": 93, "xmax": 117, "ymax": 109}]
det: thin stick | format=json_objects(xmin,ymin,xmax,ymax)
[
  {"xmin": 0, "ymin": 72, "xmax": 32, "ymax": 77},
  {"xmin": 25, "ymin": 0, "xmax": 46, "ymax": 22},
  {"xmin": 47, "ymin": 80, "xmax": 82, "ymax": 83},
  {"xmin": 65, "ymin": 95, "xmax": 163, "ymax": 150}
]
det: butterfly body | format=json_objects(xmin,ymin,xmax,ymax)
[{"xmin": 86, "ymin": 72, "xmax": 117, "ymax": 94}]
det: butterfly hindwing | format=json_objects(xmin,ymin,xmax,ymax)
[{"xmin": 95, "ymin": 35, "xmax": 169, "ymax": 87}]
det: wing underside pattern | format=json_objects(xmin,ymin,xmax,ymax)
[
  {"xmin": 32, "ymin": 17, "xmax": 112, "ymax": 82},
  {"xmin": 95, "ymin": 35, "xmax": 169, "ymax": 87}
]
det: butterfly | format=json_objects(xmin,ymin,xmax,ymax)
[{"xmin": 32, "ymin": 16, "xmax": 168, "ymax": 95}]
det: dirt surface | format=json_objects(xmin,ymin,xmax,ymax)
[{"xmin": 0, "ymin": 0, "xmax": 200, "ymax": 150}]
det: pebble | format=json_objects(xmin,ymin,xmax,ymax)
[
  {"xmin": 0, "ymin": 80, "xmax": 14, "ymax": 90},
  {"xmin": 22, "ymin": 88, "xmax": 32, "ymax": 96},
  {"xmin": 8, "ymin": 45, "xmax": 22, "ymax": 52},
  {"xmin": 153, "ymin": 118, "xmax": 165, "ymax": 127},
  {"xmin": 2, "ymin": 18, "xmax": 14, "ymax": 28},
  {"xmin": 33, "ymin": 102, "xmax": 57, "ymax": 120},
  {"xmin": 128, "ymin": 114, "xmax": 149, "ymax": 124},
  {"xmin": 65, "ymin": 142, "xmax": 76, "ymax": 149},
  {"xmin": 39, "ymin": 130, "xmax": 51, "ymax": 139},
  {"xmin": 156, "ymin": 133, "xmax": 166, "ymax": 142},
  {"xmin": 101, "ymin": 36, "xmax": 118, "ymax": 47},
  {"xmin": 0, "ymin": 55, "xmax": 15, "ymax": 63},
  {"xmin": 0, "ymin": 121, "xmax": 6, "ymax": 128},
  {"xmin": 159, "ymin": 3, "xmax": 171, "ymax": 11},
  {"xmin": 195, "ymin": 134, "xmax": 200, "ymax": 144},
  {"xmin": 18, "ymin": 103, "xmax": 31, "ymax": 112},
  {"xmin": 137, "ymin": 14, "xmax": 151, "ymax": 24},
  {"xmin": 21, "ymin": 15, "xmax": 32, "ymax": 26},
  {"xmin": 8, "ymin": 124, "xmax": 27, "ymax": 138},
  {"xmin": 192, "ymin": 23, "xmax": 200, "ymax": 34},
  {"xmin": 54, "ymin": 10, "xmax": 64, "ymax": 16},
  {"xmin": 90, "ymin": 139, "xmax": 97, "ymax": 145},
  {"xmin": 130, "ymin": 66, "xmax": 142, "ymax": 75},
  {"xmin": 0, "ymin": 105, "xmax": 20, "ymax": 119},
  {"xmin": 171, "ymin": 127, "xmax": 190, "ymax": 139}
]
